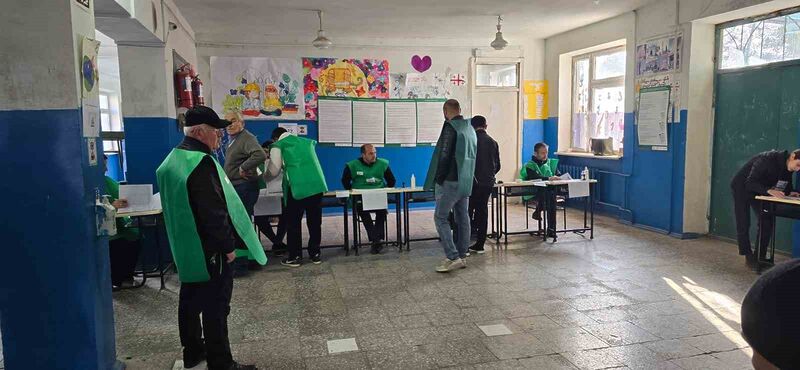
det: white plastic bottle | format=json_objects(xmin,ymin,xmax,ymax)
[
  {"xmin": 581, "ymin": 167, "xmax": 589, "ymax": 181},
  {"xmin": 410, "ymin": 174, "xmax": 416, "ymax": 189}
]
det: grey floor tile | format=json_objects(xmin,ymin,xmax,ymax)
[
  {"xmin": 299, "ymin": 315, "xmax": 354, "ymax": 337},
  {"xmin": 582, "ymin": 322, "xmax": 659, "ymax": 346},
  {"xmin": 482, "ymin": 333, "xmax": 555, "ymax": 359},
  {"xmin": 364, "ymin": 345, "xmax": 438, "ymax": 370},
  {"xmin": 120, "ymin": 351, "xmax": 178, "ymax": 370},
  {"xmin": 304, "ymin": 351, "xmax": 369, "ymax": 370},
  {"xmin": 517, "ymin": 354, "xmax": 578, "ymax": 369},
  {"xmin": 671, "ymin": 354, "xmax": 737, "ymax": 370},
  {"xmin": 642, "ymin": 339, "xmax": 704, "ymax": 360},
  {"xmin": 231, "ymin": 339, "xmax": 305, "ymax": 370},
  {"xmin": 531, "ymin": 327, "xmax": 609, "ymax": 352},
  {"xmin": 422, "ymin": 338, "xmax": 498, "ymax": 367},
  {"xmin": 510, "ymin": 315, "xmax": 562, "ymax": 331},
  {"xmin": 546, "ymin": 309, "xmax": 599, "ymax": 328},
  {"xmin": 561, "ymin": 348, "xmax": 624, "ymax": 370}
]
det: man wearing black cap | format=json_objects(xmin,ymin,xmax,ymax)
[
  {"xmin": 156, "ymin": 106, "xmax": 265, "ymax": 370},
  {"xmin": 468, "ymin": 115, "xmax": 500, "ymax": 255},
  {"xmin": 741, "ymin": 259, "xmax": 800, "ymax": 369}
]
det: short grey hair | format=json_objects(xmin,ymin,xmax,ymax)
[
  {"xmin": 225, "ymin": 110, "xmax": 244, "ymax": 123},
  {"xmin": 183, "ymin": 124, "xmax": 213, "ymax": 137}
]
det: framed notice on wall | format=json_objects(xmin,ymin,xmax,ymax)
[
  {"xmin": 637, "ymin": 86, "xmax": 670, "ymax": 148},
  {"xmin": 75, "ymin": 0, "xmax": 90, "ymax": 9}
]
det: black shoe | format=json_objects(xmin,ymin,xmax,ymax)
[
  {"xmin": 183, "ymin": 350, "xmax": 206, "ymax": 368},
  {"xmin": 271, "ymin": 242, "xmax": 288, "ymax": 256},
  {"xmin": 281, "ymin": 257, "xmax": 301, "ymax": 268},
  {"xmin": 745, "ymin": 254, "xmax": 759, "ymax": 269},
  {"xmin": 310, "ymin": 254, "xmax": 322, "ymax": 265},
  {"xmin": 468, "ymin": 244, "xmax": 485, "ymax": 255},
  {"xmin": 229, "ymin": 362, "xmax": 258, "ymax": 370},
  {"xmin": 370, "ymin": 242, "xmax": 383, "ymax": 255},
  {"xmin": 546, "ymin": 230, "xmax": 557, "ymax": 238},
  {"xmin": 532, "ymin": 211, "xmax": 542, "ymax": 221},
  {"xmin": 247, "ymin": 260, "xmax": 263, "ymax": 271}
]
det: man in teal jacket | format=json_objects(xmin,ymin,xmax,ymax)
[{"xmin": 424, "ymin": 99, "xmax": 477, "ymax": 272}]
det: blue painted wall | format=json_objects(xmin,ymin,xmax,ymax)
[
  {"xmin": 0, "ymin": 109, "xmax": 118, "ymax": 370},
  {"xmin": 124, "ymin": 117, "xmax": 184, "ymax": 189},
  {"xmin": 535, "ymin": 111, "xmax": 688, "ymax": 236},
  {"xmin": 521, "ymin": 119, "xmax": 545, "ymax": 165}
]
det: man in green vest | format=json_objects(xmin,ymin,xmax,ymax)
[
  {"xmin": 266, "ymin": 127, "xmax": 329, "ymax": 267},
  {"xmin": 341, "ymin": 144, "xmax": 397, "ymax": 254},
  {"xmin": 424, "ymin": 99, "xmax": 477, "ymax": 272},
  {"xmin": 103, "ymin": 155, "xmax": 141, "ymax": 290},
  {"xmin": 520, "ymin": 142, "xmax": 562, "ymax": 237},
  {"xmin": 156, "ymin": 106, "xmax": 264, "ymax": 370}
]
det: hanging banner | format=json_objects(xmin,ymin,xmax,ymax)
[
  {"xmin": 302, "ymin": 58, "xmax": 390, "ymax": 120},
  {"xmin": 523, "ymin": 80, "xmax": 548, "ymax": 120},
  {"xmin": 211, "ymin": 57, "xmax": 304, "ymax": 120}
]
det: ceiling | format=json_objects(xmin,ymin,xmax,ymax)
[{"xmin": 174, "ymin": 0, "xmax": 656, "ymax": 46}]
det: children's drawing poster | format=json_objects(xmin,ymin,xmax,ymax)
[
  {"xmin": 81, "ymin": 36, "xmax": 100, "ymax": 101},
  {"xmin": 211, "ymin": 57, "xmax": 304, "ymax": 120},
  {"xmin": 389, "ymin": 68, "xmax": 468, "ymax": 115},
  {"xmin": 302, "ymin": 58, "xmax": 390, "ymax": 120},
  {"xmin": 636, "ymin": 34, "xmax": 683, "ymax": 76}
]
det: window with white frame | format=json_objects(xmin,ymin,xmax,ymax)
[
  {"xmin": 719, "ymin": 9, "xmax": 800, "ymax": 70},
  {"xmin": 571, "ymin": 46, "xmax": 626, "ymax": 153},
  {"xmin": 99, "ymin": 92, "xmax": 123, "ymax": 152}
]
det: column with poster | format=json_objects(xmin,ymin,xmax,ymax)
[{"xmin": 637, "ymin": 86, "xmax": 670, "ymax": 150}]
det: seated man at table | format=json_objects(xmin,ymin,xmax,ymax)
[
  {"xmin": 731, "ymin": 149, "xmax": 800, "ymax": 269},
  {"xmin": 103, "ymin": 155, "xmax": 142, "ymax": 289},
  {"xmin": 341, "ymin": 144, "xmax": 396, "ymax": 254},
  {"xmin": 520, "ymin": 142, "xmax": 561, "ymax": 237}
]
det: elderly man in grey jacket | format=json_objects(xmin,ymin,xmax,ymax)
[{"xmin": 223, "ymin": 111, "xmax": 267, "ymax": 216}]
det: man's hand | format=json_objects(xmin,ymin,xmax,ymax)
[
  {"xmin": 239, "ymin": 168, "xmax": 250, "ymax": 180},
  {"xmin": 112, "ymin": 199, "xmax": 128, "ymax": 209},
  {"xmin": 790, "ymin": 192, "xmax": 800, "ymax": 197},
  {"xmin": 767, "ymin": 189, "xmax": 785, "ymax": 198},
  {"xmin": 226, "ymin": 251, "xmax": 236, "ymax": 263},
  {"xmin": 548, "ymin": 176, "xmax": 561, "ymax": 181}
]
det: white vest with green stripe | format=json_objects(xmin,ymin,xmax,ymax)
[{"xmin": 156, "ymin": 149, "xmax": 267, "ymax": 283}]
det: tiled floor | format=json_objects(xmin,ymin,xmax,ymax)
[{"xmin": 114, "ymin": 205, "xmax": 781, "ymax": 370}]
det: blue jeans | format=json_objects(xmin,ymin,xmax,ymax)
[{"xmin": 435, "ymin": 181, "xmax": 470, "ymax": 260}]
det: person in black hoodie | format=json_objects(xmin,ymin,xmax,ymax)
[
  {"xmin": 467, "ymin": 116, "xmax": 500, "ymax": 255},
  {"xmin": 731, "ymin": 149, "xmax": 800, "ymax": 269}
]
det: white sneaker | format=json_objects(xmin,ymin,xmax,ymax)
[{"xmin": 435, "ymin": 258, "xmax": 464, "ymax": 273}]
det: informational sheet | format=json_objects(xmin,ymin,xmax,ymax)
[
  {"xmin": 352, "ymin": 100, "xmax": 385, "ymax": 145},
  {"xmin": 360, "ymin": 190, "xmax": 388, "ymax": 211},
  {"xmin": 385, "ymin": 101, "xmax": 417, "ymax": 145},
  {"xmin": 560, "ymin": 172, "xmax": 573, "ymax": 181},
  {"xmin": 637, "ymin": 87, "xmax": 670, "ymax": 147},
  {"xmin": 118, "ymin": 184, "xmax": 157, "ymax": 212},
  {"xmin": 318, "ymin": 98, "xmax": 353, "ymax": 145},
  {"xmin": 82, "ymin": 101, "xmax": 100, "ymax": 138},
  {"xmin": 568, "ymin": 182, "xmax": 590, "ymax": 198},
  {"xmin": 416, "ymin": 101, "xmax": 444, "ymax": 144},
  {"xmin": 254, "ymin": 190, "xmax": 282, "ymax": 216}
]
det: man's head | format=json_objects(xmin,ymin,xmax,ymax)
[
  {"xmin": 787, "ymin": 149, "xmax": 800, "ymax": 172},
  {"xmin": 443, "ymin": 99, "xmax": 461, "ymax": 121},
  {"xmin": 534, "ymin": 142, "xmax": 549, "ymax": 162},
  {"xmin": 183, "ymin": 106, "xmax": 230, "ymax": 150},
  {"xmin": 741, "ymin": 259, "xmax": 800, "ymax": 370},
  {"xmin": 271, "ymin": 127, "xmax": 288, "ymax": 141},
  {"xmin": 224, "ymin": 111, "xmax": 245, "ymax": 136},
  {"xmin": 471, "ymin": 115, "xmax": 487, "ymax": 130},
  {"xmin": 360, "ymin": 144, "xmax": 377, "ymax": 164}
]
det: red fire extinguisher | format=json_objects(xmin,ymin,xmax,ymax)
[
  {"xmin": 191, "ymin": 75, "xmax": 205, "ymax": 106},
  {"xmin": 175, "ymin": 64, "xmax": 193, "ymax": 109}
]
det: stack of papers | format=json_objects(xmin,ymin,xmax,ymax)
[{"xmin": 118, "ymin": 185, "xmax": 161, "ymax": 212}]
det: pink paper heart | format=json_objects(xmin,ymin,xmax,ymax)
[{"xmin": 411, "ymin": 55, "xmax": 432, "ymax": 73}]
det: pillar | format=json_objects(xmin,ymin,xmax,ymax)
[{"xmin": 0, "ymin": 1, "xmax": 121, "ymax": 369}]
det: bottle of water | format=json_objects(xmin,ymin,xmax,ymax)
[
  {"xmin": 581, "ymin": 167, "xmax": 589, "ymax": 181},
  {"xmin": 410, "ymin": 174, "xmax": 416, "ymax": 189}
]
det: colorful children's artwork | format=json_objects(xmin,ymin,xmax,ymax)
[
  {"xmin": 81, "ymin": 37, "xmax": 100, "ymax": 101},
  {"xmin": 210, "ymin": 57, "xmax": 304, "ymax": 120},
  {"xmin": 636, "ymin": 34, "xmax": 683, "ymax": 76},
  {"xmin": 302, "ymin": 58, "xmax": 390, "ymax": 120},
  {"xmin": 390, "ymin": 68, "xmax": 467, "ymax": 100}
]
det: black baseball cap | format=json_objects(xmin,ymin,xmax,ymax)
[{"xmin": 185, "ymin": 106, "xmax": 231, "ymax": 128}]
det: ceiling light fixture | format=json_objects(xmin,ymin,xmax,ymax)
[
  {"xmin": 490, "ymin": 15, "xmax": 508, "ymax": 50},
  {"xmin": 312, "ymin": 10, "xmax": 332, "ymax": 49}
]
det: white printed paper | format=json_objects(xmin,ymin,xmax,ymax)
[
  {"xmin": 352, "ymin": 100, "xmax": 385, "ymax": 145},
  {"xmin": 560, "ymin": 173, "xmax": 573, "ymax": 181},
  {"xmin": 361, "ymin": 190, "xmax": 388, "ymax": 211},
  {"xmin": 568, "ymin": 182, "xmax": 590, "ymax": 198},
  {"xmin": 335, "ymin": 191, "xmax": 350, "ymax": 198},
  {"xmin": 385, "ymin": 101, "xmax": 417, "ymax": 145},
  {"xmin": 87, "ymin": 138, "xmax": 98, "ymax": 166},
  {"xmin": 82, "ymin": 102, "xmax": 100, "ymax": 138},
  {"xmin": 118, "ymin": 184, "xmax": 157, "ymax": 212},
  {"xmin": 318, "ymin": 99, "xmax": 353, "ymax": 145},
  {"xmin": 278, "ymin": 123, "xmax": 299, "ymax": 135},
  {"xmin": 637, "ymin": 88, "xmax": 670, "ymax": 147},
  {"xmin": 416, "ymin": 101, "xmax": 444, "ymax": 143}
]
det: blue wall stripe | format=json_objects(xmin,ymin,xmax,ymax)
[
  {"xmin": 0, "ymin": 109, "xmax": 117, "ymax": 370},
  {"xmin": 521, "ymin": 119, "xmax": 545, "ymax": 165}
]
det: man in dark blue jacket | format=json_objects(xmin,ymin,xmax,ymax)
[{"xmin": 467, "ymin": 116, "xmax": 500, "ymax": 255}]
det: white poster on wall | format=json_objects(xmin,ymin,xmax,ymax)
[
  {"xmin": 82, "ymin": 101, "xmax": 100, "ymax": 138},
  {"xmin": 211, "ymin": 57, "xmax": 304, "ymax": 120}
]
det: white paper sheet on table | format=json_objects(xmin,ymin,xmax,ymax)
[
  {"xmin": 118, "ymin": 184, "xmax": 159, "ymax": 212},
  {"xmin": 568, "ymin": 181, "xmax": 590, "ymax": 198},
  {"xmin": 254, "ymin": 190, "xmax": 282, "ymax": 216},
  {"xmin": 360, "ymin": 190, "xmax": 388, "ymax": 211},
  {"xmin": 560, "ymin": 172, "xmax": 573, "ymax": 180}
]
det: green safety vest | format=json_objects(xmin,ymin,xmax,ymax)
[
  {"xmin": 346, "ymin": 158, "xmax": 389, "ymax": 189},
  {"xmin": 272, "ymin": 135, "xmax": 328, "ymax": 203},
  {"xmin": 424, "ymin": 118, "xmax": 478, "ymax": 197},
  {"xmin": 156, "ymin": 149, "xmax": 267, "ymax": 283},
  {"xmin": 104, "ymin": 176, "xmax": 140, "ymax": 242},
  {"xmin": 257, "ymin": 162, "xmax": 267, "ymax": 190},
  {"xmin": 519, "ymin": 158, "xmax": 559, "ymax": 201}
]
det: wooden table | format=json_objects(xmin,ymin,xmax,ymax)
[
  {"xmin": 115, "ymin": 208, "xmax": 170, "ymax": 290},
  {"xmin": 499, "ymin": 180, "xmax": 597, "ymax": 245},
  {"xmin": 754, "ymin": 195, "xmax": 800, "ymax": 273}
]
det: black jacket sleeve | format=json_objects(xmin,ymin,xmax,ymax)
[
  {"xmin": 187, "ymin": 156, "xmax": 237, "ymax": 255},
  {"xmin": 525, "ymin": 166, "xmax": 543, "ymax": 181},
  {"xmin": 384, "ymin": 167, "xmax": 397, "ymax": 188},
  {"xmin": 435, "ymin": 124, "xmax": 457, "ymax": 184},
  {"xmin": 745, "ymin": 157, "xmax": 773, "ymax": 195},
  {"xmin": 494, "ymin": 140, "xmax": 501, "ymax": 175},
  {"xmin": 341, "ymin": 165, "xmax": 353, "ymax": 190}
]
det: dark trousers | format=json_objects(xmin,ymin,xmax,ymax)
[
  {"xmin": 233, "ymin": 181, "xmax": 260, "ymax": 217},
  {"xmin": 732, "ymin": 186, "xmax": 771, "ymax": 257},
  {"xmin": 108, "ymin": 237, "xmax": 141, "ymax": 286},
  {"xmin": 286, "ymin": 188, "xmax": 323, "ymax": 260},
  {"xmin": 468, "ymin": 184, "xmax": 493, "ymax": 248},
  {"xmin": 534, "ymin": 189, "xmax": 557, "ymax": 232},
  {"xmin": 254, "ymin": 214, "xmax": 287, "ymax": 247},
  {"xmin": 358, "ymin": 208, "xmax": 387, "ymax": 243},
  {"xmin": 179, "ymin": 255, "xmax": 234, "ymax": 370}
]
